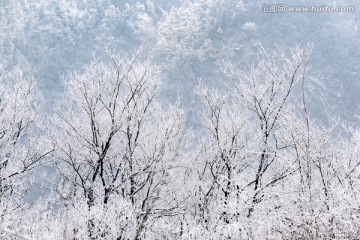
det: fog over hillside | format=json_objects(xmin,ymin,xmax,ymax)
[{"xmin": 1, "ymin": 0, "xmax": 359, "ymax": 122}]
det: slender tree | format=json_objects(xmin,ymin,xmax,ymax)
[
  {"xmin": 49, "ymin": 51, "xmax": 187, "ymax": 239},
  {"xmin": 0, "ymin": 64, "xmax": 51, "ymax": 239}
]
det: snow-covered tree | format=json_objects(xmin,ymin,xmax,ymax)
[
  {"xmin": 49, "ymin": 51, "xmax": 187, "ymax": 239},
  {"xmin": 0, "ymin": 64, "xmax": 51, "ymax": 239},
  {"xmin": 181, "ymin": 44, "xmax": 315, "ymax": 238},
  {"xmin": 185, "ymin": 43, "xmax": 360, "ymax": 239}
]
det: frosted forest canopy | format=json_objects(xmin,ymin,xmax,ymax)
[{"xmin": 0, "ymin": 0, "xmax": 360, "ymax": 239}]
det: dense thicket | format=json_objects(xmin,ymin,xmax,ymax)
[{"xmin": 1, "ymin": 46, "xmax": 359, "ymax": 239}]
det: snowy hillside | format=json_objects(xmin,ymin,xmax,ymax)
[
  {"xmin": 1, "ymin": 0, "xmax": 360, "ymax": 239},
  {"xmin": 1, "ymin": 0, "xmax": 359, "ymax": 122}
]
